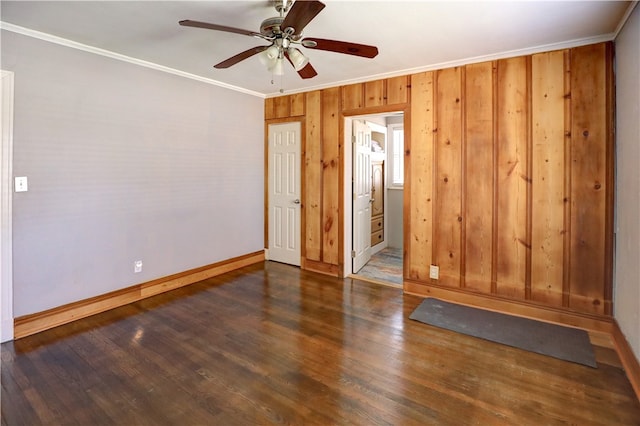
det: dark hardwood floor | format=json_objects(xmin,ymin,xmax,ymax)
[{"xmin": 2, "ymin": 261, "xmax": 639, "ymax": 425}]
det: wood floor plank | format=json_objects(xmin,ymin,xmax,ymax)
[{"xmin": 2, "ymin": 261, "xmax": 639, "ymax": 425}]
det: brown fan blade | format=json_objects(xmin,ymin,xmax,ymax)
[
  {"xmin": 179, "ymin": 20, "xmax": 260, "ymax": 37},
  {"xmin": 303, "ymin": 38, "xmax": 379, "ymax": 58},
  {"xmin": 281, "ymin": 0, "xmax": 325, "ymax": 35},
  {"xmin": 284, "ymin": 52, "xmax": 318, "ymax": 79},
  {"xmin": 296, "ymin": 62, "xmax": 318, "ymax": 79},
  {"xmin": 214, "ymin": 46, "xmax": 268, "ymax": 69}
]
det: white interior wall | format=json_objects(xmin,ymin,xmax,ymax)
[
  {"xmin": 1, "ymin": 30, "xmax": 265, "ymax": 317},
  {"xmin": 614, "ymin": 3, "xmax": 640, "ymax": 361}
]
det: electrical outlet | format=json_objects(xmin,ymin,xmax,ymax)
[
  {"xmin": 134, "ymin": 260, "xmax": 143, "ymax": 273},
  {"xmin": 429, "ymin": 265, "xmax": 439, "ymax": 280}
]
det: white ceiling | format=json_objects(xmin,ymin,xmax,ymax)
[{"xmin": 1, "ymin": 1, "xmax": 635, "ymax": 98}]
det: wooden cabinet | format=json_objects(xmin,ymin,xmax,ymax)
[
  {"xmin": 371, "ymin": 160, "xmax": 384, "ymax": 246},
  {"xmin": 371, "ymin": 217, "xmax": 384, "ymax": 247}
]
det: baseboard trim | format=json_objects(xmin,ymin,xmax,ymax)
[
  {"xmin": 404, "ymin": 280, "xmax": 615, "ymax": 333},
  {"xmin": 302, "ymin": 258, "xmax": 341, "ymax": 277},
  {"xmin": 612, "ymin": 320, "xmax": 640, "ymax": 401},
  {"xmin": 14, "ymin": 251, "xmax": 265, "ymax": 339}
]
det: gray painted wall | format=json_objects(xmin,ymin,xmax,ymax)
[
  {"xmin": 386, "ymin": 189, "xmax": 403, "ymax": 249},
  {"xmin": 2, "ymin": 31, "xmax": 265, "ymax": 317},
  {"xmin": 614, "ymin": 4, "xmax": 640, "ymax": 361},
  {"xmin": 385, "ymin": 115, "xmax": 404, "ymax": 249}
]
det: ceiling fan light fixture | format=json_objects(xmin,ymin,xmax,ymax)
[
  {"xmin": 272, "ymin": 58, "xmax": 285, "ymax": 76},
  {"xmin": 264, "ymin": 44, "xmax": 280, "ymax": 61},
  {"xmin": 259, "ymin": 50, "xmax": 277, "ymax": 69},
  {"xmin": 287, "ymin": 47, "xmax": 309, "ymax": 71}
]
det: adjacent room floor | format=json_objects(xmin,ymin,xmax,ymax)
[{"xmin": 354, "ymin": 246, "xmax": 403, "ymax": 286}]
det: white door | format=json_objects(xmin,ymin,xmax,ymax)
[
  {"xmin": 268, "ymin": 122, "xmax": 301, "ymax": 266},
  {"xmin": 1, "ymin": 71, "xmax": 14, "ymax": 342},
  {"xmin": 352, "ymin": 120, "xmax": 372, "ymax": 273}
]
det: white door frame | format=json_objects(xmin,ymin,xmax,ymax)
[
  {"xmin": 343, "ymin": 117, "xmax": 354, "ymax": 276},
  {"xmin": 1, "ymin": 70, "xmax": 14, "ymax": 342},
  {"xmin": 267, "ymin": 121, "xmax": 302, "ymax": 266},
  {"xmin": 343, "ymin": 112, "xmax": 405, "ymax": 278}
]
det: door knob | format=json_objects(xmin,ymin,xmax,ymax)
[{"xmin": 293, "ymin": 199, "xmax": 301, "ymax": 204}]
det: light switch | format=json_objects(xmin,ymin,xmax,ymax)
[{"xmin": 14, "ymin": 176, "xmax": 28, "ymax": 192}]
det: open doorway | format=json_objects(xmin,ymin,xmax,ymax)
[{"xmin": 343, "ymin": 112, "xmax": 404, "ymax": 287}]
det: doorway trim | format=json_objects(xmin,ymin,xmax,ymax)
[
  {"xmin": 1, "ymin": 70, "xmax": 14, "ymax": 342},
  {"xmin": 342, "ymin": 108, "xmax": 408, "ymax": 278}
]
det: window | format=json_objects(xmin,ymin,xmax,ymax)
[{"xmin": 389, "ymin": 124, "xmax": 404, "ymax": 187}]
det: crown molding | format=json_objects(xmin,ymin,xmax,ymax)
[
  {"xmin": 1, "ymin": 20, "xmax": 622, "ymax": 100},
  {"xmin": 0, "ymin": 22, "xmax": 266, "ymax": 99},
  {"xmin": 266, "ymin": 33, "xmax": 616, "ymax": 97}
]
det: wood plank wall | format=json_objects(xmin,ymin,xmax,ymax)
[{"xmin": 265, "ymin": 42, "xmax": 614, "ymax": 317}]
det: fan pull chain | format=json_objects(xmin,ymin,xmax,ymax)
[{"xmin": 270, "ymin": 72, "xmax": 285, "ymax": 93}]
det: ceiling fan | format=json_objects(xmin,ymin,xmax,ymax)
[{"xmin": 179, "ymin": 0, "xmax": 379, "ymax": 79}]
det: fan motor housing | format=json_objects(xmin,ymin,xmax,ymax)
[{"xmin": 260, "ymin": 17, "xmax": 284, "ymax": 36}]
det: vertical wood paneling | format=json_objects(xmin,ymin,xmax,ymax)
[
  {"xmin": 365, "ymin": 80, "xmax": 385, "ymax": 107},
  {"xmin": 274, "ymin": 96, "xmax": 290, "ymax": 118},
  {"xmin": 387, "ymin": 76, "xmax": 409, "ymax": 105},
  {"xmin": 568, "ymin": 43, "xmax": 611, "ymax": 315},
  {"xmin": 305, "ymin": 91, "xmax": 322, "ymax": 261},
  {"xmin": 464, "ymin": 62, "xmax": 494, "ymax": 293},
  {"xmin": 603, "ymin": 44, "xmax": 614, "ymax": 316},
  {"xmin": 530, "ymin": 50, "xmax": 567, "ymax": 307},
  {"xmin": 290, "ymin": 93, "xmax": 305, "ymax": 116},
  {"xmin": 408, "ymin": 72, "xmax": 434, "ymax": 281},
  {"xmin": 341, "ymin": 84, "xmax": 364, "ymax": 110},
  {"xmin": 266, "ymin": 42, "xmax": 613, "ymax": 316},
  {"xmin": 434, "ymin": 67, "xmax": 463, "ymax": 286},
  {"xmin": 563, "ymin": 52, "xmax": 572, "ymax": 308},
  {"xmin": 265, "ymin": 98, "xmax": 276, "ymax": 120},
  {"xmin": 495, "ymin": 57, "xmax": 529, "ymax": 298},
  {"xmin": 322, "ymin": 87, "xmax": 341, "ymax": 265}
]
